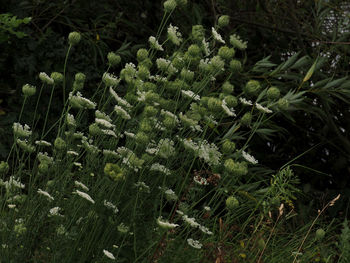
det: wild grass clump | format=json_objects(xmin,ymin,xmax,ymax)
[{"xmin": 0, "ymin": 3, "xmax": 342, "ymax": 262}]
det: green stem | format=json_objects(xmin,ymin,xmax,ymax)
[
  {"xmin": 41, "ymin": 85, "xmax": 56, "ymax": 138},
  {"xmin": 63, "ymin": 44, "xmax": 72, "ymax": 104}
]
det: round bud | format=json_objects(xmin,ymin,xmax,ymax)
[
  {"xmin": 187, "ymin": 44, "xmax": 201, "ymax": 57},
  {"xmin": 218, "ymin": 46, "xmax": 235, "ymax": 61},
  {"xmin": 208, "ymin": 97, "xmax": 222, "ymax": 112},
  {"xmin": 229, "ymin": 59, "xmax": 242, "ymax": 73},
  {"xmin": 224, "ymin": 95, "xmax": 238, "ymax": 108},
  {"xmin": 54, "ymin": 137, "xmax": 66, "ymax": 151},
  {"xmin": 316, "ymin": 228, "xmax": 326, "ymax": 240},
  {"xmin": 222, "ymin": 140, "xmax": 236, "ymax": 154},
  {"xmin": 180, "ymin": 68, "xmax": 194, "ymax": 83},
  {"xmin": 0, "ymin": 161, "xmax": 9, "ymax": 175},
  {"xmin": 164, "ymin": 0, "xmax": 177, "ymax": 12},
  {"xmin": 222, "ymin": 81, "xmax": 234, "ymax": 94},
  {"xmin": 38, "ymin": 162, "xmax": 49, "ymax": 174},
  {"xmin": 22, "ymin": 84, "xmax": 36, "ymax": 97},
  {"xmin": 240, "ymin": 112, "xmax": 252, "ymax": 126},
  {"xmin": 224, "ymin": 159, "xmax": 248, "ymax": 176},
  {"xmin": 209, "ymin": 56, "xmax": 225, "ymax": 73},
  {"xmin": 226, "ymin": 195, "xmax": 239, "ymax": 210},
  {"xmin": 218, "ymin": 15, "xmax": 230, "ymax": 27},
  {"xmin": 277, "ymin": 98, "xmax": 289, "ymax": 110},
  {"xmin": 267, "ymin": 86, "xmax": 280, "ymax": 100},
  {"xmin": 75, "ymin": 73, "xmax": 86, "ymax": 83},
  {"xmin": 139, "ymin": 58, "xmax": 153, "ymax": 69},
  {"xmin": 139, "ymin": 119, "xmax": 153, "ymax": 132},
  {"xmin": 107, "ymin": 52, "xmax": 121, "ymax": 67},
  {"xmin": 163, "ymin": 115, "xmax": 177, "ymax": 129},
  {"xmin": 244, "ymin": 80, "xmax": 261, "ymax": 96},
  {"xmin": 143, "ymin": 106, "xmax": 158, "ymax": 117},
  {"xmin": 68, "ymin": 31, "xmax": 81, "ymax": 46},
  {"xmin": 89, "ymin": 123, "xmax": 102, "ymax": 136},
  {"xmin": 51, "ymin": 72, "xmax": 64, "ymax": 84},
  {"xmin": 192, "ymin": 25, "xmax": 205, "ymax": 42},
  {"xmin": 137, "ymin": 48, "xmax": 149, "ymax": 62},
  {"xmin": 104, "ymin": 163, "xmax": 125, "ymax": 181},
  {"xmin": 137, "ymin": 65, "xmax": 150, "ymax": 80},
  {"xmin": 135, "ymin": 131, "xmax": 149, "ymax": 145}
]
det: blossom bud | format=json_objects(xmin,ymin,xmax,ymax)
[
  {"xmin": 104, "ymin": 163, "xmax": 125, "ymax": 181},
  {"xmin": 243, "ymin": 80, "xmax": 261, "ymax": 97},
  {"xmin": 218, "ymin": 15, "xmax": 230, "ymax": 27},
  {"xmin": 163, "ymin": 115, "xmax": 177, "ymax": 129},
  {"xmin": 277, "ymin": 98, "xmax": 289, "ymax": 110},
  {"xmin": 180, "ymin": 69, "xmax": 194, "ymax": 83},
  {"xmin": 226, "ymin": 195, "xmax": 239, "ymax": 210},
  {"xmin": 229, "ymin": 59, "xmax": 242, "ymax": 73},
  {"xmin": 230, "ymin": 34, "xmax": 247, "ymax": 50},
  {"xmin": 68, "ymin": 31, "xmax": 81, "ymax": 45},
  {"xmin": 54, "ymin": 137, "xmax": 66, "ymax": 151},
  {"xmin": 222, "ymin": 81, "xmax": 234, "ymax": 94},
  {"xmin": 0, "ymin": 161, "xmax": 9, "ymax": 175},
  {"xmin": 218, "ymin": 46, "xmax": 235, "ymax": 61},
  {"xmin": 224, "ymin": 159, "xmax": 248, "ymax": 176},
  {"xmin": 208, "ymin": 97, "xmax": 222, "ymax": 112},
  {"xmin": 107, "ymin": 52, "xmax": 121, "ymax": 67},
  {"xmin": 38, "ymin": 162, "xmax": 49, "ymax": 174},
  {"xmin": 267, "ymin": 86, "xmax": 280, "ymax": 100},
  {"xmin": 39, "ymin": 72, "xmax": 54, "ymax": 85},
  {"xmin": 192, "ymin": 25, "xmax": 205, "ymax": 42},
  {"xmin": 22, "ymin": 84, "xmax": 36, "ymax": 97},
  {"xmin": 209, "ymin": 56, "xmax": 225, "ymax": 73},
  {"xmin": 75, "ymin": 73, "xmax": 86, "ymax": 83},
  {"xmin": 187, "ymin": 44, "xmax": 201, "ymax": 57},
  {"xmin": 222, "ymin": 140, "xmax": 236, "ymax": 154},
  {"xmin": 135, "ymin": 132, "xmax": 149, "ymax": 145},
  {"xmin": 139, "ymin": 119, "xmax": 153, "ymax": 132},
  {"xmin": 137, "ymin": 48, "xmax": 149, "ymax": 62},
  {"xmin": 50, "ymin": 72, "xmax": 64, "ymax": 84},
  {"xmin": 89, "ymin": 123, "xmax": 102, "ymax": 136},
  {"xmin": 143, "ymin": 106, "xmax": 158, "ymax": 117},
  {"xmin": 240, "ymin": 112, "xmax": 252, "ymax": 126},
  {"xmin": 164, "ymin": 0, "xmax": 177, "ymax": 12},
  {"xmin": 137, "ymin": 65, "xmax": 150, "ymax": 80},
  {"xmin": 224, "ymin": 95, "xmax": 238, "ymax": 108},
  {"xmin": 139, "ymin": 58, "xmax": 153, "ymax": 69},
  {"xmin": 316, "ymin": 228, "xmax": 325, "ymax": 240}
]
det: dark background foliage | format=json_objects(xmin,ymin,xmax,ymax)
[{"xmin": 0, "ymin": 0, "xmax": 349, "ymax": 214}]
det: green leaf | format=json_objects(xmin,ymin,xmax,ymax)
[{"xmin": 303, "ymin": 58, "xmax": 317, "ymax": 82}]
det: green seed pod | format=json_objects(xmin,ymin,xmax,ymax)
[
  {"xmin": 315, "ymin": 228, "xmax": 326, "ymax": 240},
  {"xmin": 143, "ymin": 106, "xmax": 158, "ymax": 117},
  {"xmin": 139, "ymin": 119, "xmax": 153, "ymax": 132},
  {"xmin": 54, "ymin": 137, "xmax": 66, "ymax": 151},
  {"xmin": 192, "ymin": 25, "xmax": 205, "ymax": 42},
  {"xmin": 224, "ymin": 159, "xmax": 248, "ymax": 176},
  {"xmin": 224, "ymin": 95, "xmax": 238, "ymax": 108},
  {"xmin": 222, "ymin": 81, "xmax": 234, "ymax": 94},
  {"xmin": 209, "ymin": 56, "xmax": 225, "ymax": 73},
  {"xmin": 218, "ymin": 46, "xmax": 235, "ymax": 61},
  {"xmin": 137, "ymin": 48, "xmax": 149, "ymax": 62},
  {"xmin": 163, "ymin": 0, "xmax": 177, "ymax": 12},
  {"xmin": 208, "ymin": 97, "xmax": 222, "ymax": 112},
  {"xmin": 240, "ymin": 112, "xmax": 252, "ymax": 126},
  {"xmin": 229, "ymin": 59, "xmax": 242, "ymax": 73},
  {"xmin": 222, "ymin": 139, "xmax": 236, "ymax": 154},
  {"xmin": 72, "ymin": 81, "xmax": 84, "ymax": 91},
  {"xmin": 226, "ymin": 195, "xmax": 239, "ymax": 210},
  {"xmin": 267, "ymin": 86, "xmax": 280, "ymax": 100},
  {"xmin": 135, "ymin": 131, "xmax": 149, "ymax": 145},
  {"xmin": 218, "ymin": 15, "xmax": 230, "ymax": 27},
  {"xmin": 22, "ymin": 84, "xmax": 36, "ymax": 97},
  {"xmin": 277, "ymin": 98, "xmax": 289, "ymax": 110},
  {"xmin": 0, "ymin": 161, "xmax": 9, "ymax": 175},
  {"xmin": 68, "ymin": 31, "xmax": 81, "ymax": 46},
  {"xmin": 51, "ymin": 72, "xmax": 64, "ymax": 84},
  {"xmin": 244, "ymin": 80, "xmax": 261, "ymax": 97},
  {"xmin": 107, "ymin": 52, "xmax": 121, "ymax": 67},
  {"xmin": 188, "ymin": 44, "xmax": 201, "ymax": 57}
]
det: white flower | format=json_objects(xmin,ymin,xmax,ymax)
[
  {"xmin": 182, "ymin": 215, "xmax": 200, "ymax": 228},
  {"xmin": 164, "ymin": 188, "xmax": 178, "ymax": 201},
  {"xmin": 149, "ymin": 36, "xmax": 164, "ymax": 51},
  {"xmin": 37, "ymin": 152, "xmax": 53, "ymax": 164},
  {"xmin": 49, "ymin": 207, "xmax": 63, "ymax": 217},
  {"xmin": 73, "ymin": 162, "xmax": 83, "ymax": 169},
  {"xmin": 161, "ymin": 109, "xmax": 179, "ymax": 123},
  {"xmin": 67, "ymin": 113, "xmax": 76, "ymax": 127},
  {"xmin": 35, "ymin": 140, "xmax": 52, "ymax": 147},
  {"xmin": 199, "ymin": 225, "xmax": 213, "ymax": 235},
  {"xmin": 193, "ymin": 175, "xmax": 209, "ymax": 186},
  {"xmin": 150, "ymin": 163, "xmax": 171, "ymax": 175},
  {"xmin": 102, "ymin": 72, "xmax": 120, "ymax": 87},
  {"xmin": 37, "ymin": 189, "xmax": 54, "ymax": 201},
  {"xmin": 103, "ymin": 249, "xmax": 116, "ymax": 260},
  {"xmin": 204, "ymin": 206, "xmax": 211, "ymax": 211},
  {"xmin": 222, "ymin": 99, "xmax": 236, "ymax": 117},
  {"xmin": 198, "ymin": 140, "xmax": 222, "ymax": 166},
  {"xmin": 73, "ymin": 190, "xmax": 95, "ymax": 204},
  {"xmin": 211, "ymin": 27, "xmax": 225, "ymax": 44},
  {"xmin": 101, "ymin": 129, "xmax": 118, "ymax": 138},
  {"xmin": 74, "ymin": 181, "xmax": 89, "ymax": 191},
  {"xmin": 156, "ymin": 58, "xmax": 177, "ymax": 75},
  {"xmin": 39, "ymin": 72, "xmax": 54, "ymax": 85},
  {"xmin": 104, "ymin": 200, "xmax": 119, "ymax": 214},
  {"xmin": 255, "ymin": 103, "xmax": 273, "ymax": 113},
  {"xmin": 95, "ymin": 118, "xmax": 115, "ymax": 129},
  {"xmin": 239, "ymin": 97, "xmax": 253, "ymax": 106},
  {"xmin": 242, "ymin": 150, "xmax": 258, "ymax": 164},
  {"xmin": 95, "ymin": 110, "xmax": 112, "ymax": 122},
  {"xmin": 103, "ymin": 149, "xmax": 119, "ymax": 158},
  {"xmin": 202, "ymin": 38, "xmax": 210, "ymax": 56},
  {"xmin": 181, "ymin": 90, "xmax": 201, "ymax": 101},
  {"xmin": 114, "ymin": 105, "xmax": 131, "ymax": 120},
  {"xmin": 157, "ymin": 217, "xmax": 179, "ymax": 229},
  {"xmin": 109, "ymin": 87, "xmax": 132, "ymax": 108},
  {"xmin": 67, "ymin": 150, "xmax": 79, "ymax": 156},
  {"xmin": 68, "ymin": 91, "xmax": 96, "ymax": 109},
  {"xmin": 134, "ymin": 181, "xmax": 150, "ymax": 193},
  {"xmin": 8, "ymin": 204, "xmax": 16, "ymax": 209},
  {"xmin": 124, "ymin": 131, "xmax": 135, "ymax": 138},
  {"xmin": 167, "ymin": 24, "xmax": 182, "ymax": 46},
  {"xmin": 13, "ymin": 122, "xmax": 32, "ymax": 138},
  {"xmin": 187, "ymin": 238, "xmax": 203, "ymax": 249}
]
